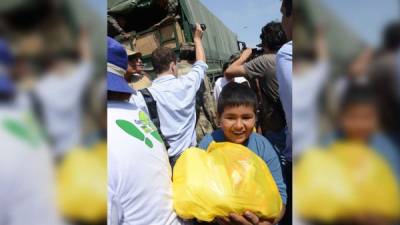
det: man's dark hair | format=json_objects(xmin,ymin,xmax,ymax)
[
  {"xmin": 217, "ymin": 82, "xmax": 257, "ymax": 115},
  {"xmin": 282, "ymin": 0, "xmax": 292, "ymax": 17},
  {"xmin": 151, "ymin": 47, "xmax": 177, "ymax": 74},
  {"xmin": 260, "ymin": 21, "xmax": 287, "ymax": 51},
  {"xmin": 383, "ymin": 21, "xmax": 400, "ymax": 51}
]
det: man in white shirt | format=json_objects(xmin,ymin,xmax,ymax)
[
  {"xmin": 276, "ymin": 0, "xmax": 293, "ymax": 161},
  {"xmin": 132, "ymin": 23, "xmax": 208, "ymax": 166},
  {"xmin": 0, "ymin": 39, "xmax": 64, "ymax": 225},
  {"xmin": 107, "ymin": 36, "xmax": 189, "ymax": 225},
  {"xmin": 276, "ymin": 1, "xmax": 293, "ymax": 225},
  {"xmin": 34, "ymin": 30, "xmax": 93, "ymax": 157}
]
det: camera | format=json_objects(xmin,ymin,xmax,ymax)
[
  {"xmin": 190, "ymin": 23, "xmax": 206, "ymax": 31},
  {"xmin": 248, "ymin": 48, "xmax": 264, "ymax": 61}
]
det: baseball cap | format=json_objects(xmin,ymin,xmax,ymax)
[
  {"xmin": 107, "ymin": 37, "xmax": 134, "ymax": 94},
  {"xmin": 126, "ymin": 48, "xmax": 142, "ymax": 60}
]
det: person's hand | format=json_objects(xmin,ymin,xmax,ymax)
[
  {"xmin": 240, "ymin": 48, "xmax": 253, "ymax": 61},
  {"xmin": 193, "ymin": 23, "xmax": 204, "ymax": 41},
  {"xmin": 215, "ymin": 211, "xmax": 273, "ymax": 225}
]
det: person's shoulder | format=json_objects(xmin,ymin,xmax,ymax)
[
  {"xmin": 371, "ymin": 133, "xmax": 398, "ymax": 153},
  {"xmin": 198, "ymin": 133, "xmax": 214, "ymax": 150},
  {"xmin": 199, "ymin": 129, "xmax": 226, "ymax": 148},
  {"xmin": 277, "ymin": 41, "xmax": 293, "ymax": 56},
  {"xmin": 261, "ymin": 53, "xmax": 277, "ymax": 60},
  {"xmin": 108, "ymin": 101, "xmax": 138, "ymax": 113},
  {"xmin": 249, "ymin": 132, "xmax": 275, "ymax": 151},
  {"xmin": 193, "ymin": 60, "xmax": 208, "ymax": 69},
  {"xmin": 251, "ymin": 132, "xmax": 271, "ymax": 143},
  {"xmin": 215, "ymin": 77, "xmax": 223, "ymax": 85}
]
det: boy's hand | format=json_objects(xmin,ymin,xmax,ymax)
[
  {"xmin": 193, "ymin": 23, "xmax": 203, "ymax": 41},
  {"xmin": 215, "ymin": 211, "xmax": 273, "ymax": 225}
]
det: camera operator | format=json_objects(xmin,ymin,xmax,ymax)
[{"xmin": 225, "ymin": 21, "xmax": 288, "ymax": 153}]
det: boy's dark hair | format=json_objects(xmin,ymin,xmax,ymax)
[
  {"xmin": 260, "ymin": 21, "xmax": 287, "ymax": 51},
  {"xmin": 340, "ymin": 83, "xmax": 377, "ymax": 113},
  {"xmin": 151, "ymin": 47, "xmax": 177, "ymax": 74},
  {"xmin": 217, "ymin": 82, "xmax": 257, "ymax": 115},
  {"xmin": 179, "ymin": 43, "xmax": 195, "ymax": 61},
  {"xmin": 282, "ymin": 0, "xmax": 292, "ymax": 17}
]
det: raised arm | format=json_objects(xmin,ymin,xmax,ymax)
[
  {"xmin": 224, "ymin": 48, "xmax": 252, "ymax": 78},
  {"xmin": 193, "ymin": 23, "xmax": 205, "ymax": 62}
]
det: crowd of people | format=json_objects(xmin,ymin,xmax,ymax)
[
  {"xmin": 0, "ymin": 2, "xmax": 106, "ymax": 223},
  {"xmin": 292, "ymin": 6, "xmax": 400, "ymax": 225},
  {"xmin": 107, "ymin": 0, "xmax": 293, "ymax": 224}
]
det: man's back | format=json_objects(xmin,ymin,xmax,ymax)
[
  {"xmin": 177, "ymin": 61, "xmax": 217, "ymax": 142},
  {"xmin": 108, "ymin": 101, "xmax": 187, "ymax": 225},
  {"xmin": 144, "ymin": 61, "xmax": 208, "ymax": 159}
]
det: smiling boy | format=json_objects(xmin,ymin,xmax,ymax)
[{"xmin": 198, "ymin": 82, "xmax": 286, "ymax": 225}]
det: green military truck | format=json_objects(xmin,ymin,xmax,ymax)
[{"xmin": 107, "ymin": 0, "xmax": 242, "ymax": 82}]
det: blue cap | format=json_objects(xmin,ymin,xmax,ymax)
[
  {"xmin": 107, "ymin": 37, "xmax": 134, "ymax": 94},
  {"xmin": 0, "ymin": 39, "xmax": 15, "ymax": 95}
]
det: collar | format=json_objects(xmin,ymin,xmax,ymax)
[{"xmin": 153, "ymin": 74, "xmax": 176, "ymax": 83}]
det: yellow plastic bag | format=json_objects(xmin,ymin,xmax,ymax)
[
  {"xmin": 294, "ymin": 141, "xmax": 400, "ymax": 222},
  {"xmin": 57, "ymin": 141, "xmax": 107, "ymax": 223},
  {"xmin": 173, "ymin": 142, "xmax": 282, "ymax": 222}
]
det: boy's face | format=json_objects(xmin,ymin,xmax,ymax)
[
  {"xmin": 219, "ymin": 105, "xmax": 256, "ymax": 144},
  {"xmin": 340, "ymin": 103, "xmax": 378, "ymax": 142}
]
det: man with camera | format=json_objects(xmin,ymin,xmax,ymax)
[{"xmin": 225, "ymin": 21, "xmax": 288, "ymax": 153}]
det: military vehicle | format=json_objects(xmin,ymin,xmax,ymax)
[{"xmin": 108, "ymin": 0, "xmax": 243, "ymax": 82}]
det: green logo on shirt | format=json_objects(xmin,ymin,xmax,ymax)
[
  {"xmin": 2, "ymin": 113, "xmax": 45, "ymax": 149},
  {"xmin": 116, "ymin": 111, "xmax": 163, "ymax": 149}
]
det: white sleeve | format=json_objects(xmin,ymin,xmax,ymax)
[
  {"xmin": 313, "ymin": 60, "xmax": 330, "ymax": 90},
  {"xmin": 179, "ymin": 60, "xmax": 208, "ymax": 93},
  {"xmin": 213, "ymin": 78, "xmax": 221, "ymax": 103},
  {"xmin": 70, "ymin": 61, "xmax": 94, "ymax": 91}
]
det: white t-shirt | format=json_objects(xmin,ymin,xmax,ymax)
[
  {"xmin": 35, "ymin": 62, "xmax": 93, "ymax": 156},
  {"xmin": 0, "ymin": 102, "xmax": 63, "ymax": 225},
  {"xmin": 276, "ymin": 41, "xmax": 293, "ymax": 160},
  {"xmin": 213, "ymin": 76, "xmax": 248, "ymax": 103},
  {"xmin": 132, "ymin": 61, "xmax": 208, "ymax": 159},
  {"xmin": 293, "ymin": 61, "xmax": 329, "ymax": 157},
  {"xmin": 107, "ymin": 100, "xmax": 189, "ymax": 225}
]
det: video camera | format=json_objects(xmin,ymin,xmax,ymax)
[{"xmin": 190, "ymin": 23, "xmax": 207, "ymax": 31}]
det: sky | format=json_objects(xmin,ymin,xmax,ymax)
[
  {"xmin": 96, "ymin": 0, "xmax": 399, "ymax": 48},
  {"xmin": 321, "ymin": 0, "xmax": 399, "ymax": 47},
  {"xmin": 200, "ymin": 0, "xmax": 282, "ymax": 48}
]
